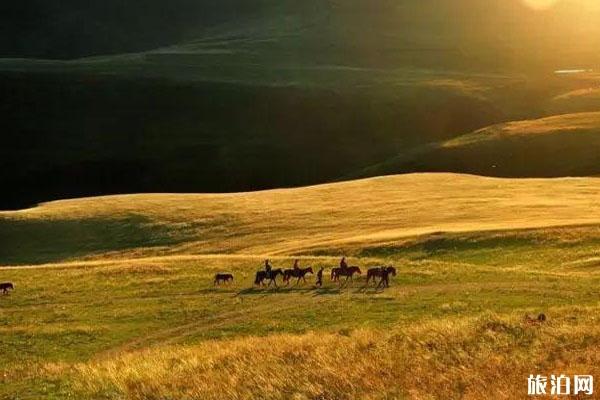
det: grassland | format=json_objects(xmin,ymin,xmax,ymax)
[
  {"xmin": 357, "ymin": 111, "xmax": 600, "ymax": 179},
  {"xmin": 4, "ymin": 64, "xmax": 600, "ymax": 210},
  {"xmin": 3, "ymin": 173, "xmax": 600, "ymax": 398},
  {"xmin": 4, "ymin": 0, "xmax": 600, "ymax": 212}
]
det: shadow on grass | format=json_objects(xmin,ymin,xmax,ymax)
[
  {"xmin": 231, "ymin": 279, "xmax": 397, "ymax": 296},
  {"xmin": 236, "ymin": 287, "xmax": 283, "ymax": 296},
  {"xmin": 236, "ymin": 285, "xmax": 347, "ymax": 296},
  {"xmin": 0, "ymin": 215, "xmax": 188, "ymax": 265},
  {"xmin": 312, "ymin": 287, "xmax": 343, "ymax": 296}
]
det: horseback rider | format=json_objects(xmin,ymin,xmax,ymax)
[
  {"xmin": 340, "ymin": 257, "xmax": 348, "ymax": 271},
  {"xmin": 293, "ymin": 259, "xmax": 300, "ymax": 273},
  {"xmin": 264, "ymin": 259, "xmax": 272, "ymax": 276}
]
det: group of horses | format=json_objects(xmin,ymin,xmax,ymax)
[{"xmin": 215, "ymin": 264, "xmax": 397, "ymax": 289}]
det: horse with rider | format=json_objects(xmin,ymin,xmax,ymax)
[
  {"xmin": 331, "ymin": 257, "xmax": 362, "ymax": 284},
  {"xmin": 254, "ymin": 259, "xmax": 284, "ymax": 287},
  {"xmin": 282, "ymin": 259, "xmax": 314, "ymax": 285}
]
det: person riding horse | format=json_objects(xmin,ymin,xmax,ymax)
[
  {"xmin": 293, "ymin": 259, "xmax": 300, "ymax": 272},
  {"xmin": 340, "ymin": 257, "xmax": 348, "ymax": 271},
  {"xmin": 265, "ymin": 259, "xmax": 272, "ymax": 275}
]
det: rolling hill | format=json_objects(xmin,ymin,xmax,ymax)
[
  {"xmin": 5, "ymin": 3, "xmax": 600, "ymax": 399},
  {"xmin": 3, "ymin": 1, "xmax": 600, "ymax": 209},
  {"xmin": 4, "ymin": 173, "xmax": 600, "ymax": 265},
  {"xmin": 4, "ymin": 0, "xmax": 600, "ymax": 68},
  {"xmin": 356, "ymin": 112, "xmax": 600, "ymax": 178},
  {"xmin": 4, "ymin": 173, "xmax": 600, "ymax": 398}
]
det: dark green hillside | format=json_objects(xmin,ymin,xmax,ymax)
[
  {"xmin": 0, "ymin": 70, "xmax": 503, "ymax": 209},
  {"xmin": 4, "ymin": 1, "xmax": 600, "ymax": 66},
  {"xmin": 2, "ymin": 0, "xmax": 600, "ymax": 208},
  {"xmin": 0, "ymin": 0, "xmax": 272, "ymax": 59}
]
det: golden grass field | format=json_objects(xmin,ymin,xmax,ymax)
[
  {"xmin": 3, "ymin": 173, "xmax": 600, "ymax": 399},
  {"xmin": 5, "ymin": 173, "xmax": 600, "ymax": 261}
]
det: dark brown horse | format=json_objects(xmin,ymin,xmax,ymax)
[
  {"xmin": 283, "ymin": 267, "xmax": 314, "ymax": 285},
  {"xmin": 331, "ymin": 266, "xmax": 362, "ymax": 283},
  {"xmin": 254, "ymin": 269, "xmax": 284, "ymax": 287},
  {"xmin": 376, "ymin": 267, "xmax": 396, "ymax": 289},
  {"xmin": 214, "ymin": 273, "xmax": 234, "ymax": 285},
  {"xmin": 366, "ymin": 266, "xmax": 396, "ymax": 286},
  {"xmin": 0, "ymin": 282, "xmax": 14, "ymax": 294}
]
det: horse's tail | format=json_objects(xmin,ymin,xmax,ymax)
[{"xmin": 254, "ymin": 272, "xmax": 261, "ymax": 285}]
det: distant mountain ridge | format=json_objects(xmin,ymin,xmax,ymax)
[{"xmin": 3, "ymin": 0, "xmax": 600, "ymax": 69}]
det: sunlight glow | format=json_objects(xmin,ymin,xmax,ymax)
[{"xmin": 522, "ymin": 0, "xmax": 559, "ymax": 9}]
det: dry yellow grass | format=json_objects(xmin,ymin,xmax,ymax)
[
  {"xmin": 4, "ymin": 173, "xmax": 600, "ymax": 263},
  {"xmin": 71, "ymin": 309, "xmax": 600, "ymax": 400},
  {"xmin": 445, "ymin": 112, "xmax": 600, "ymax": 146}
]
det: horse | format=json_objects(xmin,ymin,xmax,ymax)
[
  {"xmin": 331, "ymin": 266, "xmax": 362, "ymax": 283},
  {"xmin": 376, "ymin": 267, "xmax": 395, "ymax": 289},
  {"xmin": 254, "ymin": 269, "xmax": 284, "ymax": 287},
  {"xmin": 214, "ymin": 273, "xmax": 234, "ymax": 285},
  {"xmin": 366, "ymin": 266, "xmax": 396, "ymax": 286},
  {"xmin": 283, "ymin": 267, "xmax": 314, "ymax": 285},
  {"xmin": 0, "ymin": 282, "xmax": 14, "ymax": 294}
]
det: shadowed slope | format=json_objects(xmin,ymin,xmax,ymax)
[{"xmin": 359, "ymin": 112, "xmax": 600, "ymax": 178}]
